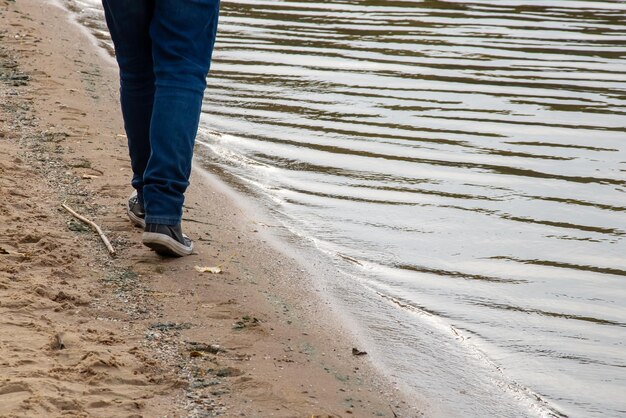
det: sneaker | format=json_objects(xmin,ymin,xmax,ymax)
[
  {"xmin": 142, "ymin": 223, "xmax": 193, "ymax": 257},
  {"xmin": 127, "ymin": 191, "xmax": 145, "ymax": 228}
]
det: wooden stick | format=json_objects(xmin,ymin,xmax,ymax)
[{"xmin": 61, "ymin": 203, "xmax": 116, "ymax": 256}]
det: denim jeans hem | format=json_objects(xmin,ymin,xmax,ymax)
[{"xmin": 144, "ymin": 216, "xmax": 181, "ymax": 226}]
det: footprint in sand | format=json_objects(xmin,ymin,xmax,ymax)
[{"xmin": 0, "ymin": 382, "xmax": 32, "ymax": 412}]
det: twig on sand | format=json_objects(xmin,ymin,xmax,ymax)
[
  {"xmin": 390, "ymin": 404, "xmax": 399, "ymax": 417},
  {"xmin": 61, "ymin": 203, "xmax": 116, "ymax": 256}
]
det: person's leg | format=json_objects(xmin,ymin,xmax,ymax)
[
  {"xmin": 101, "ymin": 0, "xmax": 155, "ymax": 206},
  {"xmin": 142, "ymin": 0, "xmax": 220, "ymax": 226}
]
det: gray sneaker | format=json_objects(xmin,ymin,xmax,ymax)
[
  {"xmin": 142, "ymin": 223, "xmax": 193, "ymax": 257},
  {"xmin": 127, "ymin": 191, "xmax": 146, "ymax": 228}
]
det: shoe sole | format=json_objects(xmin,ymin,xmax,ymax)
[
  {"xmin": 127, "ymin": 192, "xmax": 146, "ymax": 228},
  {"xmin": 127, "ymin": 207, "xmax": 146, "ymax": 228},
  {"xmin": 142, "ymin": 232, "xmax": 193, "ymax": 257}
]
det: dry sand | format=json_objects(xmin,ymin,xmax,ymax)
[{"xmin": 0, "ymin": 0, "xmax": 419, "ymax": 416}]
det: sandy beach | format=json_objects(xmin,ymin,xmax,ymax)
[{"xmin": 0, "ymin": 0, "xmax": 416, "ymax": 417}]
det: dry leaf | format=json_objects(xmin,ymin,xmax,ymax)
[
  {"xmin": 51, "ymin": 333, "xmax": 66, "ymax": 350},
  {"xmin": 0, "ymin": 247, "xmax": 24, "ymax": 256},
  {"xmin": 194, "ymin": 265, "xmax": 222, "ymax": 274},
  {"xmin": 352, "ymin": 347, "xmax": 367, "ymax": 356}
]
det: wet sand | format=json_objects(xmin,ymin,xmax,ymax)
[{"xmin": 0, "ymin": 0, "xmax": 416, "ymax": 417}]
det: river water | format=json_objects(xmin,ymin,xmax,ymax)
[{"xmin": 67, "ymin": 0, "xmax": 626, "ymax": 416}]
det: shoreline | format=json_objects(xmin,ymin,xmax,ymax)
[{"xmin": 0, "ymin": 0, "xmax": 417, "ymax": 417}]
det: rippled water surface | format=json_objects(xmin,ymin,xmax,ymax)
[{"xmin": 69, "ymin": 0, "xmax": 626, "ymax": 416}]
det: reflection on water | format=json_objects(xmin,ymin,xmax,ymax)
[{"xmin": 68, "ymin": 0, "xmax": 625, "ymax": 416}]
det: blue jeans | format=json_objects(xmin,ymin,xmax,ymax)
[{"xmin": 102, "ymin": 0, "xmax": 220, "ymax": 225}]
